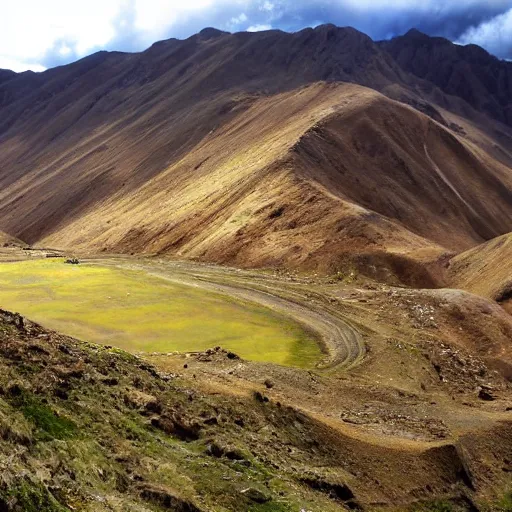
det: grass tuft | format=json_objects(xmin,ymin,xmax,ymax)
[
  {"xmin": 9, "ymin": 389, "xmax": 76, "ymax": 441},
  {"xmin": 0, "ymin": 478, "xmax": 68, "ymax": 512}
]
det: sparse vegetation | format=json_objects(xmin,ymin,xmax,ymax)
[{"xmin": 0, "ymin": 311, "xmax": 346, "ymax": 511}]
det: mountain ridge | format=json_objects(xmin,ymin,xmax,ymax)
[
  {"xmin": 0, "ymin": 25, "xmax": 511, "ymax": 286},
  {"xmin": 379, "ymin": 28, "xmax": 512, "ymax": 127}
]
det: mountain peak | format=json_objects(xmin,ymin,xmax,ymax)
[
  {"xmin": 199, "ymin": 27, "xmax": 228, "ymax": 40},
  {"xmin": 314, "ymin": 23, "xmax": 337, "ymax": 31},
  {"xmin": 404, "ymin": 28, "xmax": 427, "ymax": 39},
  {"xmin": 381, "ymin": 28, "xmax": 512, "ymax": 126}
]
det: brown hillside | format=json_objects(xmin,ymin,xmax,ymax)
[
  {"xmin": 0, "ymin": 26, "xmax": 511, "ymax": 278},
  {"xmin": 290, "ymin": 93, "xmax": 512, "ymax": 251},
  {"xmin": 38, "ymin": 86, "xmax": 512, "ymax": 270},
  {"xmin": 448, "ymin": 233, "xmax": 512, "ymax": 313},
  {"xmin": 1, "ymin": 81, "xmax": 511, "ymax": 281}
]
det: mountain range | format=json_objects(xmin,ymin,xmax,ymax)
[{"xmin": 0, "ymin": 25, "xmax": 511, "ymax": 287}]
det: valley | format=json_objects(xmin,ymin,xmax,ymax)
[
  {"xmin": 0, "ymin": 258, "xmax": 323, "ymax": 368},
  {"xmin": 0, "ymin": 21, "xmax": 511, "ymax": 512},
  {"xmin": 0, "ymin": 246, "xmax": 511, "ymax": 510}
]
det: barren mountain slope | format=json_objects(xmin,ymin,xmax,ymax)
[
  {"xmin": 448, "ymin": 232, "xmax": 512, "ymax": 313},
  {"xmin": 0, "ymin": 25, "xmax": 410, "ymax": 245},
  {"xmin": 380, "ymin": 29, "xmax": 512, "ymax": 127},
  {"xmin": 23, "ymin": 84, "xmax": 508, "ymax": 284},
  {"xmin": 292, "ymin": 94, "xmax": 512, "ymax": 247},
  {"xmin": 0, "ymin": 26, "xmax": 511, "ymax": 277}
]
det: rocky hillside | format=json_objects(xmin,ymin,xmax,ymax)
[
  {"xmin": 379, "ymin": 29, "xmax": 512, "ymax": 127},
  {"xmin": 0, "ymin": 308, "xmax": 357, "ymax": 511},
  {"xmin": 0, "ymin": 25, "xmax": 511, "ymax": 279},
  {"xmin": 2, "ymin": 304, "xmax": 512, "ymax": 511}
]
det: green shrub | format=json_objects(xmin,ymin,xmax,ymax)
[
  {"xmin": 9, "ymin": 390, "xmax": 76, "ymax": 441},
  {"xmin": 0, "ymin": 478, "xmax": 68, "ymax": 512}
]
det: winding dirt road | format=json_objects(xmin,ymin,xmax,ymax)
[{"xmin": 92, "ymin": 257, "xmax": 365, "ymax": 369}]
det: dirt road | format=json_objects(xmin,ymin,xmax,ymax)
[{"xmin": 92, "ymin": 257, "xmax": 365, "ymax": 370}]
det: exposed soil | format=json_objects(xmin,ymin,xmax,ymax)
[
  {"xmin": 0, "ymin": 251, "xmax": 511, "ymax": 510},
  {"xmin": 1, "ymin": 28, "xmax": 512, "ymax": 282}
]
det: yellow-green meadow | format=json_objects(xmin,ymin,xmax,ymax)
[{"xmin": 0, "ymin": 259, "xmax": 321, "ymax": 367}]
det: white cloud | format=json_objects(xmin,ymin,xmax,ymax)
[
  {"xmin": 0, "ymin": 55, "xmax": 46, "ymax": 73},
  {"xmin": 133, "ymin": 0, "xmax": 215, "ymax": 36},
  {"xmin": 457, "ymin": 8, "xmax": 512, "ymax": 57},
  {"xmin": 0, "ymin": 0, "xmax": 223, "ymax": 72},
  {"xmin": 1, "ymin": 0, "xmax": 512, "ymax": 72},
  {"xmin": 0, "ymin": 0, "xmax": 121, "ymax": 70},
  {"xmin": 246, "ymin": 24, "xmax": 272, "ymax": 31},
  {"xmin": 230, "ymin": 13, "xmax": 249, "ymax": 25},
  {"xmin": 58, "ymin": 44, "xmax": 72, "ymax": 57},
  {"xmin": 341, "ymin": 0, "xmax": 510, "ymax": 10}
]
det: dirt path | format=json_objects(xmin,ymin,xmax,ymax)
[
  {"xmin": 91, "ymin": 257, "xmax": 365, "ymax": 370},
  {"xmin": 423, "ymin": 139, "xmax": 480, "ymax": 218}
]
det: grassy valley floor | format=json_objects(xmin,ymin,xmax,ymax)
[
  {"xmin": 0, "ymin": 259, "xmax": 321, "ymax": 368},
  {"xmin": 0, "ymin": 252, "xmax": 511, "ymax": 510}
]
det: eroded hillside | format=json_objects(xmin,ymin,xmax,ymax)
[{"xmin": 0, "ymin": 26, "xmax": 511, "ymax": 280}]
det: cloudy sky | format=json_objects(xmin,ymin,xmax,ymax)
[{"xmin": 2, "ymin": 0, "xmax": 512, "ymax": 72}]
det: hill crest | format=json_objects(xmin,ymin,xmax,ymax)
[{"xmin": 0, "ymin": 25, "xmax": 511, "ymax": 284}]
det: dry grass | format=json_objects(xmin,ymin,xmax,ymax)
[{"xmin": 448, "ymin": 232, "xmax": 512, "ymax": 301}]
